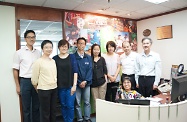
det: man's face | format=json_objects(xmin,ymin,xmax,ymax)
[
  {"xmin": 122, "ymin": 42, "xmax": 131, "ymax": 55},
  {"xmin": 77, "ymin": 39, "xmax": 86, "ymax": 51},
  {"xmin": 142, "ymin": 39, "xmax": 151, "ymax": 52},
  {"xmin": 25, "ymin": 32, "xmax": 36, "ymax": 46}
]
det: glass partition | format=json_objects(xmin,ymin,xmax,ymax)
[{"xmin": 20, "ymin": 19, "xmax": 63, "ymax": 57}]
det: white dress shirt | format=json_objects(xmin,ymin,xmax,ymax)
[
  {"xmin": 135, "ymin": 51, "xmax": 162, "ymax": 86},
  {"xmin": 12, "ymin": 46, "xmax": 41, "ymax": 78},
  {"xmin": 120, "ymin": 51, "xmax": 138, "ymax": 75}
]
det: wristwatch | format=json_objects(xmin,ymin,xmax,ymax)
[{"xmin": 84, "ymin": 81, "xmax": 87, "ymax": 84}]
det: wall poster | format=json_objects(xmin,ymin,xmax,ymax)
[{"xmin": 64, "ymin": 12, "xmax": 137, "ymax": 54}]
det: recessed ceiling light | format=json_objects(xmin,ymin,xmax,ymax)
[
  {"xmin": 145, "ymin": 0, "xmax": 169, "ymax": 4},
  {"xmin": 127, "ymin": 13, "xmax": 131, "ymax": 16}
]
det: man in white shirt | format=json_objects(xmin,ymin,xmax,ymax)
[
  {"xmin": 13, "ymin": 30, "xmax": 41, "ymax": 122},
  {"xmin": 135, "ymin": 38, "xmax": 161, "ymax": 97},
  {"xmin": 120, "ymin": 42, "xmax": 138, "ymax": 90}
]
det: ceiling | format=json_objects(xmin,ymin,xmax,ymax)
[
  {"xmin": 2, "ymin": 0, "xmax": 187, "ymax": 19},
  {"xmin": 2, "ymin": 0, "xmax": 187, "ymax": 42}
]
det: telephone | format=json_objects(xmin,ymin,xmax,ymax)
[{"xmin": 158, "ymin": 82, "xmax": 171, "ymax": 93}]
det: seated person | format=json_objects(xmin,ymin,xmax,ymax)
[{"xmin": 116, "ymin": 77, "xmax": 143, "ymax": 100}]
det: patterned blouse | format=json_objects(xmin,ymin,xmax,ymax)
[{"xmin": 116, "ymin": 89, "xmax": 142, "ymax": 100}]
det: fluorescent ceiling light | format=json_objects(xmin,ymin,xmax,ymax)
[{"xmin": 145, "ymin": 0, "xmax": 169, "ymax": 4}]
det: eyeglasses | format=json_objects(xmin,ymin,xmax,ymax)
[{"xmin": 26, "ymin": 36, "xmax": 36, "ymax": 39}]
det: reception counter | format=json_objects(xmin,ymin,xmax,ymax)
[{"xmin": 96, "ymin": 99, "xmax": 187, "ymax": 122}]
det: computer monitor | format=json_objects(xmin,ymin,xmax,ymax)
[
  {"xmin": 171, "ymin": 75, "xmax": 187, "ymax": 103},
  {"xmin": 116, "ymin": 99, "xmax": 150, "ymax": 105}
]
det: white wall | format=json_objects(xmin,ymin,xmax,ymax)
[
  {"xmin": 137, "ymin": 10, "xmax": 187, "ymax": 79},
  {"xmin": 0, "ymin": 5, "xmax": 21, "ymax": 122}
]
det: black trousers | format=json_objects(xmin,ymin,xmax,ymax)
[
  {"xmin": 105, "ymin": 82, "xmax": 119, "ymax": 102},
  {"xmin": 38, "ymin": 88, "xmax": 57, "ymax": 122},
  {"xmin": 138, "ymin": 76, "xmax": 155, "ymax": 97},
  {"xmin": 121, "ymin": 74, "xmax": 137, "ymax": 91}
]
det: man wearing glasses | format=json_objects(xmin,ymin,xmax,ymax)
[{"xmin": 13, "ymin": 30, "xmax": 40, "ymax": 122}]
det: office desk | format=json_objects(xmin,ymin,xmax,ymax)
[{"xmin": 96, "ymin": 99, "xmax": 187, "ymax": 122}]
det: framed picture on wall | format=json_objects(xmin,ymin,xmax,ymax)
[{"xmin": 156, "ymin": 25, "xmax": 172, "ymax": 40}]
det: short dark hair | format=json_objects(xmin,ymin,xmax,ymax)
[
  {"xmin": 58, "ymin": 39, "xmax": 69, "ymax": 49},
  {"xmin": 41, "ymin": 40, "xmax": 53, "ymax": 49},
  {"xmin": 142, "ymin": 37, "xmax": 152, "ymax": 44},
  {"xmin": 77, "ymin": 37, "xmax": 87, "ymax": 44},
  {"xmin": 106, "ymin": 41, "xmax": 116, "ymax": 52},
  {"xmin": 24, "ymin": 30, "xmax": 35, "ymax": 38},
  {"xmin": 91, "ymin": 44, "xmax": 101, "ymax": 59}
]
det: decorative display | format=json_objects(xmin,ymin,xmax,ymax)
[
  {"xmin": 64, "ymin": 12, "xmax": 137, "ymax": 54},
  {"xmin": 143, "ymin": 29, "xmax": 151, "ymax": 37},
  {"xmin": 157, "ymin": 25, "xmax": 172, "ymax": 40}
]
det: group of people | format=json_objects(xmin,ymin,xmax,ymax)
[
  {"xmin": 12, "ymin": 29, "xmax": 161, "ymax": 122},
  {"xmin": 116, "ymin": 38, "xmax": 161, "ymax": 100}
]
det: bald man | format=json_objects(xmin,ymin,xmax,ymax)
[{"xmin": 120, "ymin": 42, "xmax": 138, "ymax": 90}]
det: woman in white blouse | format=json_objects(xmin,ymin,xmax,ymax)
[{"xmin": 103, "ymin": 41, "xmax": 120, "ymax": 102}]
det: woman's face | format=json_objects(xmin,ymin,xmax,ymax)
[
  {"xmin": 93, "ymin": 45, "xmax": 100, "ymax": 56},
  {"xmin": 123, "ymin": 80, "xmax": 131, "ymax": 91},
  {"xmin": 59, "ymin": 44, "xmax": 68, "ymax": 54},
  {"xmin": 42, "ymin": 43, "xmax": 53, "ymax": 56},
  {"xmin": 107, "ymin": 44, "xmax": 115, "ymax": 53}
]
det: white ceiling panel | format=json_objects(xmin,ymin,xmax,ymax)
[
  {"xmin": 100, "ymin": 8, "xmax": 130, "ymax": 17},
  {"xmin": 161, "ymin": 0, "xmax": 187, "ymax": 9},
  {"xmin": 138, "ymin": 4, "xmax": 173, "ymax": 15},
  {"xmin": 2, "ymin": 0, "xmax": 187, "ymax": 19},
  {"xmin": 119, "ymin": 11, "xmax": 150, "ymax": 19},
  {"xmin": 5, "ymin": 0, "xmax": 45, "ymax": 6},
  {"xmin": 86, "ymin": 0, "xmax": 128, "ymax": 6},
  {"xmin": 44, "ymin": 0, "xmax": 81, "ymax": 10},
  {"xmin": 73, "ymin": 2, "xmax": 105, "ymax": 12},
  {"xmin": 115, "ymin": 0, "xmax": 154, "ymax": 11}
]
